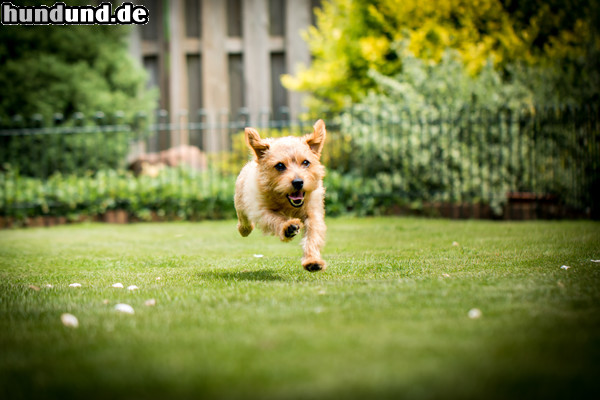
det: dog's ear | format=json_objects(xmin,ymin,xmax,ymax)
[
  {"xmin": 245, "ymin": 127, "xmax": 270, "ymax": 159},
  {"xmin": 305, "ymin": 119, "xmax": 326, "ymax": 157}
]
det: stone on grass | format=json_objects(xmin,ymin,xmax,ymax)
[
  {"xmin": 61, "ymin": 313, "xmax": 79, "ymax": 328},
  {"xmin": 114, "ymin": 303, "xmax": 135, "ymax": 314}
]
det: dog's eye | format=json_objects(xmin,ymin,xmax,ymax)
[
  {"xmin": 274, "ymin": 162, "xmax": 286, "ymax": 172},
  {"xmin": 302, "ymin": 160, "xmax": 310, "ymax": 167}
]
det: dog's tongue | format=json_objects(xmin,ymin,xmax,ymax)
[{"xmin": 289, "ymin": 191, "xmax": 304, "ymax": 201}]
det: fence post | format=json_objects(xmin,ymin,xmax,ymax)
[
  {"xmin": 169, "ymin": 0, "xmax": 189, "ymax": 149},
  {"xmin": 243, "ymin": 0, "xmax": 272, "ymax": 123},
  {"xmin": 201, "ymin": 0, "xmax": 229, "ymax": 152}
]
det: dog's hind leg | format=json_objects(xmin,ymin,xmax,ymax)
[
  {"xmin": 236, "ymin": 210, "xmax": 254, "ymax": 237},
  {"xmin": 234, "ymin": 167, "xmax": 254, "ymax": 237},
  {"xmin": 301, "ymin": 210, "xmax": 327, "ymax": 272}
]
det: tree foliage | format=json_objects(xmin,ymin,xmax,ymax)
[
  {"xmin": 0, "ymin": 10, "xmax": 156, "ymax": 124},
  {"xmin": 282, "ymin": 0, "xmax": 600, "ymax": 112},
  {"xmin": 333, "ymin": 48, "xmax": 597, "ymax": 214},
  {"xmin": 0, "ymin": 6, "xmax": 156, "ymax": 175}
]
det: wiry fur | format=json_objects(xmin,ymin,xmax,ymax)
[{"xmin": 234, "ymin": 120, "xmax": 327, "ymax": 271}]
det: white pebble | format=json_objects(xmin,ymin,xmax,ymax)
[
  {"xmin": 112, "ymin": 283, "xmax": 124, "ymax": 288},
  {"xmin": 61, "ymin": 313, "xmax": 79, "ymax": 328},
  {"xmin": 144, "ymin": 298, "xmax": 156, "ymax": 306},
  {"xmin": 69, "ymin": 283, "xmax": 82, "ymax": 288},
  {"xmin": 468, "ymin": 308, "xmax": 482, "ymax": 319},
  {"xmin": 114, "ymin": 303, "xmax": 135, "ymax": 314},
  {"xmin": 127, "ymin": 285, "xmax": 139, "ymax": 291}
]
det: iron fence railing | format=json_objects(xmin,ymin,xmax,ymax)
[{"xmin": 0, "ymin": 105, "xmax": 598, "ymax": 222}]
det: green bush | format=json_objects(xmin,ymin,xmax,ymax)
[
  {"xmin": 0, "ymin": 124, "xmax": 137, "ymax": 178},
  {"xmin": 0, "ymin": 17, "xmax": 156, "ymax": 177},
  {"xmin": 338, "ymin": 49, "xmax": 596, "ymax": 214},
  {"xmin": 0, "ymin": 167, "xmax": 236, "ymax": 221},
  {"xmin": 282, "ymin": 0, "xmax": 600, "ymax": 113}
]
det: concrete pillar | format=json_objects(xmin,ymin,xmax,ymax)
[
  {"xmin": 128, "ymin": 25, "xmax": 143, "ymax": 66},
  {"xmin": 127, "ymin": 24, "xmax": 147, "ymax": 158},
  {"xmin": 169, "ymin": 0, "xmax": 189, "ymax": 147},
  {"xmin": 243, "ymin": 0, "xmax": 271, "ymax": 125},
  {"xmin": 202, "ymin": 0, "xmax": 230, "ymax": 151},
  {"xmin": 285, "ymin": 0, "xmax": 311, "ymax": 120}
]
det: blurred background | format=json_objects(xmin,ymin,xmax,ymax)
[{"xmin": 0, "ymin": 0, "xmax": 599, "ymax": 226}]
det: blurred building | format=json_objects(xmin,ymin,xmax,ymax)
[{"xmin": 128, "ymin": 0, "xmax": 319, "ymax": 151}]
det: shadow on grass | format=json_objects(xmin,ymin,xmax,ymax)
[{"xmin": 198, "ymin": 269, "xmax": 285, "ymax": 282}]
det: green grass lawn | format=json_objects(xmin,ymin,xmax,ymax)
[{"xmin": 1, "ymin": 217, "xmax": 599, "ymax": 400}]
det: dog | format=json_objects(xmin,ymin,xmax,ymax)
[{"xmin": 234, "ymin": 120, "xmax": 327, "ymax": 272}]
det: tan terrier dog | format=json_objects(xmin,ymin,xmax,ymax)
[{"xmin": 234, "ymin": 120, "xmax": 327, "ymax": 272}]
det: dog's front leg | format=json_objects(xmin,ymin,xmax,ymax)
[
  {"xmin": 258, "ymin": 211, "xmax": 303, "ymax": 242},
  {"xmin": 301, "ymin": 211, "xmax": 327, "ymax": 272}
]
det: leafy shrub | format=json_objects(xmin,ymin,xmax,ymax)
[
  {"xmin": 0, "ymin": 19, "xmax": 156, "ymax": 177},
  {"xmin": 282, "ymin": 0, "xmax": 600, "ymax": 113},
  {"xmin": 0, "ymin": 122, "xmax": 136, "ymax": 178},
  {"xmin": 0, "ymin": 167, "xmax": 236, "ymax": 221},
  {"xmin": 338, "ymin": 50, "xmax": 597, "ymax": 214}
]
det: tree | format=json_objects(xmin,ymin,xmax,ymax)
[
  {"xmin": 282, "ymin": 0, "xmax": 599, "ymax": 112},
  {"xmin": 0, "ymin": 11, "xmax": 155, "ymax": 124},
  {"xmin": 0, "ymin": 12, "xmax": 157, "ymax": 176}
]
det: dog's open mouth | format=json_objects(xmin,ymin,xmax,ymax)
[{"xmin": 287, "ymin": 191, "xmax": 305, "ymax": 207}]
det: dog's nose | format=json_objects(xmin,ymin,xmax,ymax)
[{"xmin": 292, "ymin": 178, "xmax": 304, "ymax": 190}]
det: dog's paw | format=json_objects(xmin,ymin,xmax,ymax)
[
  {"xmin": 302, "ymin": 258, "xmax": 327, "ymax": 272},
  {"xmin": 285, "ymin": 224, "xmax": 300, "ymax": 238},
  {"xmin": 282, "ymin": 219, "xmax": 303, "ymax": 241},
  {"xmin": 237, "ymin": 222, "xmax": 254, "ymax": 237}
]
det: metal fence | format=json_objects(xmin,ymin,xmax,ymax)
[{"xmin": 1, "ymin": 105, "xmax": 598, "ymax": 224}]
